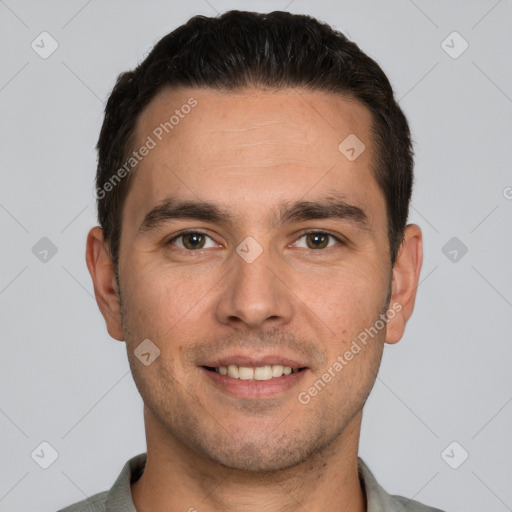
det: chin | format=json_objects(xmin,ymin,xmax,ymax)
[{"xmin": 196, "ymin": 427, "xmax": 328, "ymax": 474}]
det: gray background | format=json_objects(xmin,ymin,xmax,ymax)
[{"xmin": 1, "ymin": 0, "xmax": 511, "ymax": 511}]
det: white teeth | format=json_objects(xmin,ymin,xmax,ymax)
[
  {"xmin": 254, "ymin": 366, "xmax": 272, "ymax": 380},
  {"xmin": 272, "ymin": 364, "xmax": 284, "ymax": 377},
  {"xmin": 215, "ymin": 364, "xmax": 298, "ymax": 380},
  {"xmin": 227, "ymin": 365, "xmax": 239, "ymax": 379},
  {"xmin": 238, "ymin": 366, "xmax": 254, "ymax": 380}
]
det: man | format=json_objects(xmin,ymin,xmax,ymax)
[{"xmin": 60, "ymin": 9, "xmax": 445, "ymax": 512}]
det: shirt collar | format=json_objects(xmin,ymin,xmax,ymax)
[
  {"xmin": 105, "ymin": 453, "xmax": 145, "ymax": 512},
  {"xmin": 357, "ymin": 457, "xmax": 403, "ymax": 511},
  {"xmin": 105, "ymin": 452, "xmax": 401, "ymax": 511}
]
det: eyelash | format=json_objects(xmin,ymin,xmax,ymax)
[{"xmin": 166, "ymin": 229, "xmax": 344, "ymax": 252}]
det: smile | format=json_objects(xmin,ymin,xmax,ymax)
[{"xmin": 204, "ymin": 364, "xmax": 304, "ymax": 380}]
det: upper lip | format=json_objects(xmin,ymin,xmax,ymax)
[{"xmin": 202, "ymin": 354, "xmax": 309, "ymax": 369}]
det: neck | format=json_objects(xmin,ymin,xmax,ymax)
[{"xmin": 131, "ymin": 409, "xmax": 366, "ymax": 512}]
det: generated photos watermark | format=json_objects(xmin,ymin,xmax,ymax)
[
  {"xmin": 297, "ymin": 301, "xmax": 402, "ymax": 405},
  {"xmin": 94, "ymin": 97, "xmax": 198, "ymax": 200}
]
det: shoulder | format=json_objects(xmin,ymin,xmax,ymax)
[
  {"xmin": 56, "ymin": 453, "xmax": 146, "ymax": 512},
  {"xmin": 357, "ymin": 457, "xmax": 447, "ymax": 512},
  {"xmin": 390, "ymin": 493, "xmax": 446, "ymax": 511},
  {"xmin": 57, "ymin": 490, "xmax": 108, "ymax": 512}
]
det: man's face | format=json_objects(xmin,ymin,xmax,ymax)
[{"xmin": 114, "ymin": 87, "xmax": 394, "ymax": 471}]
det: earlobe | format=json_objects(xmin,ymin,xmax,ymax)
[
  {"xmin": 85, "ymin": 226, "xmax": 125, "ymax": 341},
  {"xmin": 385, "ymin": 224, "xmax": 423, "ymax": 345}
]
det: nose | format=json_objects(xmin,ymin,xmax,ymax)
[{"xmin": 214, "ymin": 242, "xmax": 295, "ymax": 331}]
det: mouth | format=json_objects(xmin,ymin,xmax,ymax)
[
  {"xmin": 202, "ymin": 364, "xmax": 306, "ymax": 381},
  {"xmin": 200, "ymin": 358, "xmax": 309, "ymax": 400}
]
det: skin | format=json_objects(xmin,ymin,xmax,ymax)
[{"xmin": 86, "ymin": 86, "xmax": 422, "ymax": 512}]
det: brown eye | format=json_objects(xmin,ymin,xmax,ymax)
[
  {"xmin": 293, "ymin": 231, "xmax": 341, "ymax": 250},
  {"xmin": 305, "ymin": 232, "xmax": 329, "ymax": 249},
  {"xmin": 182, "ymin": 233, "xmax": 206, "ymax": 249},
  {"xmin": 168, "ymin": 231, "xmax": 217, "ymax": 250}
]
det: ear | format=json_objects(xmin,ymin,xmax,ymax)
[
  {"xmin": 85, "ymin": 226, "xmax": 125, "ymax": 341},
  {"xmin": 385, "ymin": 224, "xmax": 423, "ymax": 345}
]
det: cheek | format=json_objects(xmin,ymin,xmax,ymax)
[
  {"xmin": 295, "ymin": 262, "xmax": 389, "ymax": 340},
  {"xmin": 121, "ymin": 259, "xmax": 217, "ymax": 347},
  {"xmin": 127, "ymin": 254, "xmax": 191, "ymax": 303}
]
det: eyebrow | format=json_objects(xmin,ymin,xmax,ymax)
[{"xmin": 137, "ymin": 193, "xmax": 370, "ymax": 234}]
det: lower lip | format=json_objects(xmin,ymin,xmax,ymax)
[{"xmin": 200, "ymin": 367, "xmax": 308, "ymax": 399}]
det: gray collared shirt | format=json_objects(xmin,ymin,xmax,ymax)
[{"xmin": 57, "ymin": 453, "xmax": 446, "ymax": 512}]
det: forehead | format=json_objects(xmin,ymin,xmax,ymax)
[{"xmin": 123, "ymin": 86, "xmax": 383, "ymax": 230}]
